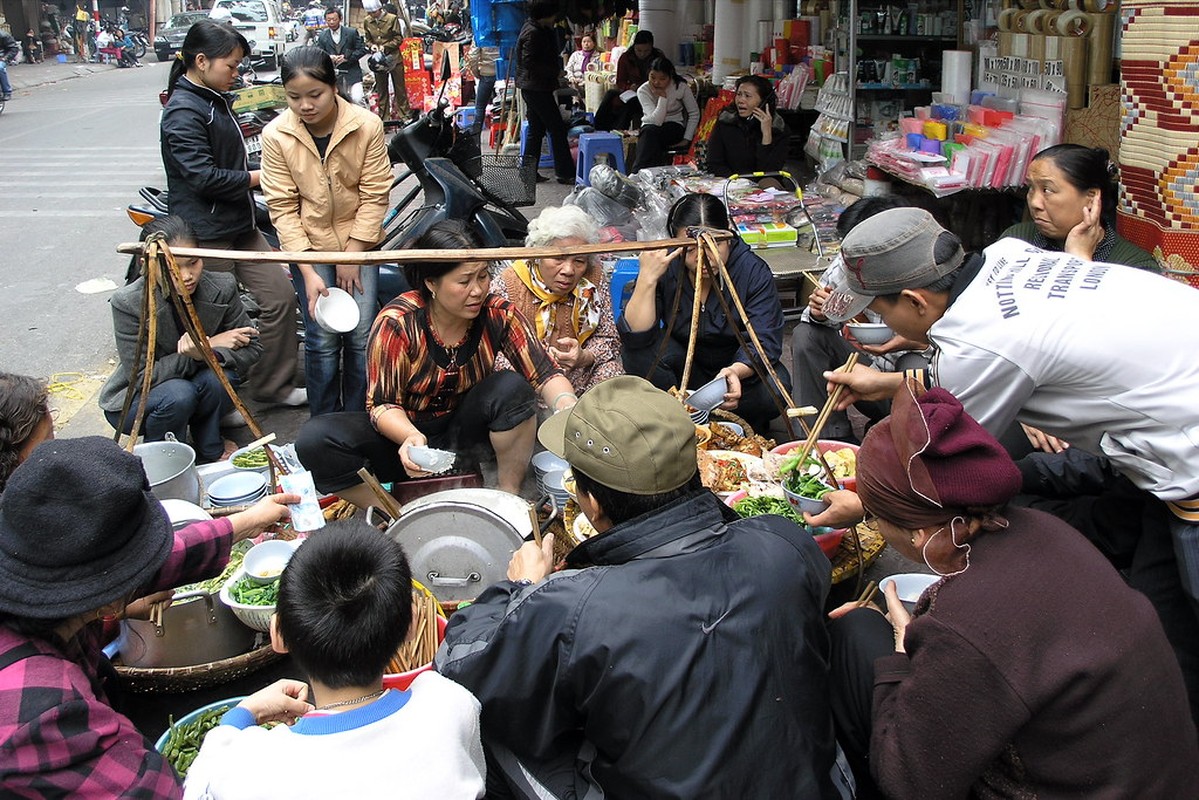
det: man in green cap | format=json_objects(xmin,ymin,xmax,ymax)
[{"xmin": 437, "ymin": 375, "xmax": 847, "ymax": 799}]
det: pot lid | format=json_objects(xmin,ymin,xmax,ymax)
[{"xmin": 386, "ymin": 500, "xmax": 526, "ymax": 603}]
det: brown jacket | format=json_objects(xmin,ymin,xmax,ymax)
[
  {"xmin": 260, "ymin": 97, "xmax": 393, "ymax": 253},
  {"xmin": 362, "ymin": 10, "xmax": 404, "ymax": 55}
]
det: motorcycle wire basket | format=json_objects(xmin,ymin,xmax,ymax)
[{"xmin": 463, "ymin": 154, "xmax": 539, "ymax": 208}]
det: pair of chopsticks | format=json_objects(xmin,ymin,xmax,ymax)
[
  {"xmin": 855, "ymin": 580, "xmax": 879, "ymax": 608},
  {"xmin": 148, "ymin": 598, "xmax": 170, "ymax": 628},
  {"xmin": 357, "ymin": 468, "xmax": 403, "ymax": 521},
  {"xmin": 787, "ymin": 353, "xmax": 860, "ymax": 470}
]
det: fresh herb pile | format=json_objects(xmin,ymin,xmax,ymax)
[
  {"xmin": 231, "ymin": 447, "xmax": 268, "ymax": 469},
  {"xmin": 733, "ymin": 495, "xmax": 806, "ymax": 526},
  {"xmin": 229, "ymin": 576, "xmax": 279, "ymax": 606}
]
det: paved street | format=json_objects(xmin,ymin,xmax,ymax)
[{"xmin": 0, "ymin": 60, "xmax": 171, "ymax": 399}]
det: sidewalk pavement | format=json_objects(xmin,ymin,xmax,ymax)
[{"xmin": 5, "ymin": 58, "xmax": 118, "ymax": 93}]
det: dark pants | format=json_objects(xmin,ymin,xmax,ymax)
[
  {"xmin": 199, "ymin": 229, "xmax": 300, "ymax": 404},
  {"xmin": 471, "ymin": 74, "xmax": 496, "ymax": 135},
  {"xmin": 631, "ymin": 120, "xmax": 684, "ymax": 173},
  {"xmin": 622, "ymin": 333, "xmax": 790, "ymax": 436},
  {"xmin": 827, "ymin": 608, "xmax": 895, "ymax": 799},
  {"xmin": 295, "ymin": 370, "xmax": 536, "ymax": 493},
  {"xmin": 520, "ymin": 88, "xmax": 574, "ymax": 181},
  {"xmin": 593, "ymin": 89, "xmax": 644, "ymax": 131},
  {"xmin": 105, "ymin": 369, "xmax": 238, "ymax": 463},
  {"xmin": 790, "ymin": 322, "xmax": 889, "ymax": 442}
]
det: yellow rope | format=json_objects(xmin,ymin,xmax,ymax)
[{"xmin": 45, "ymin": 372, "xmax": 88, "ymax": 401}]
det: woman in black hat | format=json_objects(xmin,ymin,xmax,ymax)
[{"xmin": 0, "ymin": 437, "xmax": 306, "ymax": 796}]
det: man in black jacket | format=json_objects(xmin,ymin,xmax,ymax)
[
  {"xmin": 0, "ymin": 30, "xmax": 18, "ymax": 101},
  {"xmin": 437, "ymin": 375, "xmax": 848, "ymax": 800},
  {"xmin": 315, "ymin": 7, "xmax": 368, "ymax": 105},
  {"xmin": 514, "ymin": 0, "xmax": 573, "ymax": 184}
]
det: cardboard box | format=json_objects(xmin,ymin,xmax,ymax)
[
  {"xmin": 232, "ymin": 84, "xmax": 286, "ymax": 112},
  {"xmin": 737, "ymin": 222, "xmax": 799, "ymax": 249}
]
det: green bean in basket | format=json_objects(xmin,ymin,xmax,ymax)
[
  {"xmin": 230, "ymin": 576, "xmax": 280, "ymax": 606},
  {"xmin": 231, "ymin": 446, "xmax": 269, "ymax": 469},
  {"xmin": 163, "ymin": 706, "xmax": 230, "ymax": 777}
]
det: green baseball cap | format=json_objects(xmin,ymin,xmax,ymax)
[{"xmin": 537, "ymin": 376, "xmax": 697, "ymax": 495}]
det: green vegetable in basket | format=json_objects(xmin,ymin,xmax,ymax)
[
  {"xmin": 163, "ymin": 705, "xmax": 230, "ymax": 777},
  {"xmin": 231, "ymin": 446, "xmax": 269, "ymax": 469},
  {"xmin": 779, "ymin": 452, "xmax": 835, "ymax": 500},
  {"xmin": 230, "ymin": 576, "xmax": 280, "ymax": 606},
  {"xmin": 175, "ymin": 541, "xmax": 249, "ymax": 597},
  {"xmin": 733, "ymin": 496, "xmax": 806, "ymax": 526}
]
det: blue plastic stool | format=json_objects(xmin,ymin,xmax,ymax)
[
  {"xmin": 575, "ymin": 132, "xmax": 626, "ymax": 186},
  {"xmin": 609, "ymin": 258, "xmax": 640, "ymax": 322},
  {"xmin": 519, "ymin": 120, "xmax": 555, "ymax": 169}
]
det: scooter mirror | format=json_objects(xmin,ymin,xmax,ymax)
[{"xmin": 440, "ymin": 50, "xmax": 452, "ymax": 82}]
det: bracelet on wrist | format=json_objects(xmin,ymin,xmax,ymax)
[{"xmin": 551, "ymin": 391, "xmax": 576, "ymax": 411}]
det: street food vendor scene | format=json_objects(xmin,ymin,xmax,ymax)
[{"xmin": 6, "ymin": 0, "xmax": 1199, "ymax": 796}]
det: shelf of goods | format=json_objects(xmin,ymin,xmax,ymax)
[{"xmin": 832, "ymin": 0, "xmax": 965, "ymax": 158}]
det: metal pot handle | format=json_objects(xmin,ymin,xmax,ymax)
[
  {"xmin": 164, "ymin": 431, "xmax": 179, "ymax": 443},
  {"xmin": 426, "ymin": 571, "xmax": 482, "ymax": 588}
]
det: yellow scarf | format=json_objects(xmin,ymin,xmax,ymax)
[{"xmin": 512, "ymin": 259, "xmax": 601, "ymax": 347}]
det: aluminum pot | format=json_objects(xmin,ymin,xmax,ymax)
[
  {"xmin": 118, "ymin": 590, "xmax": 258, "ymax": 668},
  {"xmin": 384, "ymin": 489, "xmax": 530, "ymax": 604},
  {"xmin": 134, "ymin": 432, "xmax": 201, "ymax": 505}
]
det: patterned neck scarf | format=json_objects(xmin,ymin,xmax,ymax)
[
  {"xmin": 1031, "ymin": 222, "xmax": 1116, "ymax": 263},
  {"xmin": 512, "ymin": 259, "xmax": 601, "ymax": 346}
]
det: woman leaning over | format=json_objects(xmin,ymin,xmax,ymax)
[
  {"xmin": 0, "ymin": 437, "xmax": 299, "ymax": 797},
  {"xmin": 490, "ymin": 205, "xmax": 623, "ymax": 396},
  {"xmin": 826, "ymin": 383, "xmax": 1199, "ymax": 798},
  {"xmin": 161, "ymin": 20, "xmax": 304, "ymax": 409},
  {"xmin": 261, "ymin": 46, "xmax": 393, "ymax": 416},
  {"xmin": 296, "ymin": 220, "xmax": 577, "ymax": 508}
]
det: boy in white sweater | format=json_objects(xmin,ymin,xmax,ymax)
[{"xmin": 182, "ymin": 522, "xmax": 486, "ymax": 799}]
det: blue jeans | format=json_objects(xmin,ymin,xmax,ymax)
[
  {"xmin": 105, "ymin": 369, "xmax": 237, "ymax": 463},
  {"xmin": 292, "ymin": 264, "xmax": 378, "ymax": 416},
  {"xmin": 472, "ymin": 74, "xmax": 496, "ymax": 134},
  {"xmin": 0, "ymin": 60, "xmax": 11, "ymax": 96}
]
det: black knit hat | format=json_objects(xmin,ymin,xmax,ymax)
[{"xmin": 0, "ymin": 437, "xmax": 174, "ymax": 619}]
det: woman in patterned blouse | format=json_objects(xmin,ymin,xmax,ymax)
[
  {"xmin": 490, "ymin": 205, "xmax": 624, "ymax": 397},
  {"xmin": 297, "ymin": 220, "xmax": 579, "ymax": 504}
]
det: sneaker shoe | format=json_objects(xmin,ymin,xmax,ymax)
[
  {"xmin": 278, "ymin": 387, "xmax": 308, "ymax": 407},
  {"xmin": 1, "ymin": 94, "xmax": 10, "ymax": 102},
  {"xmin": 220, "ymin": 409, "xmax": 247, "ymax": 428}
]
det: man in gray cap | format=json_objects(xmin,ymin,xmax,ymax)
[
  {"xmin": 437, "ymin": 375, "xmax": 846, "ymax": 800},
  {"xmin": 814, "ymin": 205, "xmax": 1199, "ymax": 722}
]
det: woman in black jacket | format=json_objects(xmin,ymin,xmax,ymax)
[
  {"xmin": 515, "ymin": 0, "xmax": 573, "ymax": 184},
  {"xmin": 160, "ymin": 20, "xmax": 304, "ymax": 410},
  {"xmin": 704, "ymin": 75, "xmax": 788, "ymax": 178}
]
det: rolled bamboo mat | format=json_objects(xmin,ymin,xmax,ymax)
[{"xmin": 1087, "ymin": 11, "xmax": 1116, "ymax": 85}]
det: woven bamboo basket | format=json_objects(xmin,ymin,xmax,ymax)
[{"xmin": 113, "ymin": 641, "xmax": 282, "ymax": 694}]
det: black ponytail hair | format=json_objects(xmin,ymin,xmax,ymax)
[
  {"xmin": 1032, "ymin": 144, "xmax": 1119, "ymax": 225},
  {"xmin": 402, "ymin": 220, "xmax": 487, "ymax": 300},
  {"xmin": 648, "ymin": 55, "xmax": 683, "ymax": 87},
  {"xmin": 280, "ymin": 45, "xmax": 337, "ymax": 88},
  {"xmin": 166, "ymin": 19, "xmax": 250, "ymax": 98},
  {"xmin": 667, "ymin": 192, "xmax": 731, "ymax": 235}
]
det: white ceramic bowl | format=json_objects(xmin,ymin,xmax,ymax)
[
  {"xmin": 688, "ymin": 375, "xmax": 728, "ymax": 412},
  {"xmin": 314, "ymin": 287, "xmax": 360, "ymax": 333},
  {"xmin": 713, "ymin": 421, "xmax": 744, "ymax": 437},
  {"xmin": 845, "ymin": 322, "xmax": 894, "ymax": 346},
  {"xmin": 531, "ymin": 451, "xmax": 568, "ymax": 476},
  {"xmin": 159, "ymin": 499, "xmax": 212, "ymax": 531},
  {"xmin": 207, "ymin": 472, "xmax": 268, "ymax": 504},
  {"xmin": 782, "ymin": 484, "xmax": 830, "ymax": 516},
  {"xmin": 879, "ymin": 573, "xmax": 939, "ymax": 611},
  {"xmin": 242, "ymin": 539, "xmax": 298, "ymax": 585},
  {"xmin": 409, "ymin": 445, "xmax": 456, "ymax": 474}
]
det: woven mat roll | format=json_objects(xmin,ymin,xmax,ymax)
[{"xmin": 1087, "ymin": 12, "xmax": 1116, "ymax": 84}]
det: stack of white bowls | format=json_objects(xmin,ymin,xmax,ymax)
[
  {"xmin": 531, "ymin": 451, "xmax": 569, "ymax": 499},
  {"xmin": 207, "ymin": 472, "xmax": 268, "ymax": 508},
  {"xmin": 541, "ymin": 469, "xmax": 572, "ymax": 509}
]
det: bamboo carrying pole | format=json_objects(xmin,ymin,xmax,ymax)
[
  {"xmin": 115, "ymin": 234, "xmax": 736, "ymax": 266},
  {"xmin": 113, "ymin": 236, "xmax": 288, "ymax": 482}
]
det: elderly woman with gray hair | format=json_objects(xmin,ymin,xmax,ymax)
[{"xmin": 490, "ymin": 205, "xmax": 623, "ymax": 395}]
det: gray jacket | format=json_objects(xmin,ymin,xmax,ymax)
[{"xmin": 99, "ymin": 271, "xmax": 261, "ymax": 412}]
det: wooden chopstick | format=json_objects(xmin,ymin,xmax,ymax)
[
  {"xmin": 789, "ymin": 353, "xmax": 859, "ymax": 471},
  {"xmin": 856, "ymin": 580, "xmax": 879, "ymax": 608},
  {"xmin": 527, "ymin": 503, "xmax": 543, "ymax": 547},
  {"xmin": 356, "ymin": 468, "xmax": 403, "ymax": 521}
]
